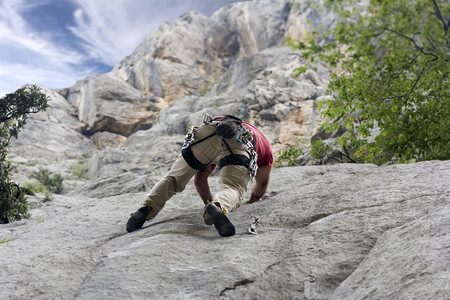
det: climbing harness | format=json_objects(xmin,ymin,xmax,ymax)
[
  {"xmin": 215, "ymin": 115, "xmax": 258, "ymax": 181},
  {"xmin": 181, "ymin": 129, "xmax": 217, "ymax": 171},
  {"xmin": 221, "ymin": 136, "xmax": 258, "ymax": 181},
  {"xmin": 181, "ymin": 114, "xmax": 258, "ymax": 180}
]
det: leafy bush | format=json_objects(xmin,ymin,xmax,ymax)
[
  {"xmin": 310, "ymin": 140, "xmax": 333, "ymax": 165},
  {"xmin": 0, "ymin": 183, "xmax": 30, "ymax": 223},
  {"xmin": 20, "ymin": 180, "xmax": 45, "ymax": 195},
  {"xmin": 276, "ymin": 146, "xmax": 304, "ymax": 166},
  {"xmin": 30, "ymin": 169, "xmax": 63, "ymax": 194},
  {"xmin": 70, "ymin": 158, "xmax": 89, "ymax": 179},
  {"xmin": 43, "ymin": 190, "xmax": 54, "ymax": 202},
  {"xmin": 0, "ymin": 85, "xmax": 49, "ymax": 223}
]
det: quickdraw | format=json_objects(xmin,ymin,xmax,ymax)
[
  {"xmin": 248, "ymin": 217, "xmax": 260, "ymax": 234},
  {"xmin": 245, "ymin": 139, "xmax": 258, "ymax": 182},
  {"xmin": 234, "ymin": 126, "xmax": 253, "ymax": 144},
  {"xmin": 238, "ymin": 129, "xmax": 258, "ymax": 181},
  {"xmin": 181, "ymin": 126, "xmax": 198, "ymax": 150}
]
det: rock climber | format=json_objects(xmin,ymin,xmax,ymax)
[
  {"xmin": 126, "ymin": 114, "xmax": 273, "ymax": 237},
  {"xmin": 194, "ymin": 117, "xmax": 273, "ymax": 226}
]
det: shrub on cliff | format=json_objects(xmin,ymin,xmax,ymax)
[{"xmin": 0, "ymin": 85, "xmax": 49, "ymax": 223}]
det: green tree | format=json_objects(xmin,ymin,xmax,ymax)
[
  {"xmin": 1, "ymin": 85, "xmax": 49, "ymax": 223},
  {"xmin": 294, "ymin": 0, "xmax": 449, "ymax": 164}
]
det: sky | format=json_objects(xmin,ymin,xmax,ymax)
[{"xmin": 0, "ymin": 0, "xmax": 248, "ymax": 97}]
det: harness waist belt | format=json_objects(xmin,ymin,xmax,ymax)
[
  {"xmin": 219, "ymin": 154, "xmax": 250, "ymax": 170},
  {"xmin": 181, "ymin": 147, "xmax": 206, "ymax": 171}
]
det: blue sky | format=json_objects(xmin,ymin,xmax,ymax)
[{"xmin": 0, "ymin": 0, "xmax": 248, "ymax": 97}]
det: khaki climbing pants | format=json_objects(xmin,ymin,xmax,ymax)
[{"xmin": 145, "ymin": 124, "xmax": 250, "ymax": 220}]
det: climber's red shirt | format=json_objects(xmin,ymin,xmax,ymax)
[{"xmin": 242, "ymin": 121, "xmax": 273, "ymax": 167}]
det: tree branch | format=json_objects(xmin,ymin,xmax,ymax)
[
  {"xmin": 426, "ymin": 36, "xmax": 437, "ymax": 50},
  {"xmin": 432, "ymin": 0, "xmax": 448, "ymax": 34},
  {"xmin": 342, "ymin": 147, "xmax": 358, "ymax": 163},
  {"xmin": 327, "ymin": 156, "xmax": 344, "ymax": 164},
  {"xmin": 385, "ymin": 28, "xmax": 438, "ymax": 59},
  {"xmin": 379, "ymin": 50, "xmax": 423, "ymax": 101},
  {"xmin": 361, "ymin": 26, "xmax": 388, "ymax": 39},
  {"xmin": 408, "ymin": 57, "xmax": 438, "ymax": 96},
  {"xmin": 0, "ymin": 108, "xmax": 41, "ymax": 124}
]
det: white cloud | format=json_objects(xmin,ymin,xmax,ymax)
[
  {"xmin": 0, "ymin": 0, "xmax": 89, "ymax": 95},
  {"xmin": 0, "ymin": 61, "xmax": 94, "ymax": 96},
  {"xmin": 67, "ymin": 0, "xmax": 243, "ymax": 66},
  {"xmin": 68, "ymin": 0, "xmax": 188, "ymax": 66},
  {"xmin": 0, "ymin": 0, "xmax": 84, "ymax": 66}
]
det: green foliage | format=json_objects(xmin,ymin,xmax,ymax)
[
  {"xmin": 43, "ymin": 190, "xmax": 54, "ymax": 202},
  {"xmin": 276, "ymin": 146, "xmax": 304, "ymax": 166},
  {"xmin": 0, "ymin": 85, "xmax": 49, "ymax": 222},
  {"xmin": 70, "ymin": 158, "xmax": 89, "ymax": 179},
  {"xmin": 0, "ymin": 184, "xmax": 29, "ymax": 223},
  {"xmin": 30, "ymin": 169, "xmax": 63, "ymax": 194},
  {"xmin": 1, "ymin": 85, "xmax": 49, "ymax": 140},
  {"xmin": 0, "ymin": 238, "xmax": 12, "ymax": 244},
  {"xmin": 20, "ymin": 180, "xmax": 45, "ymax": 195},
  {"xmin": 292, "ymin": 0, "xmax": 450, "ymax": 164},
  {"xmin": 310, "ymin": 140, "xmax": 333, "ymax": 164},
  {"xmin": 294, "ymin": 66, "xmax": 309, "ymax": 78}
]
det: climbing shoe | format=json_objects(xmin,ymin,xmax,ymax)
[
  {"xmin": 126, "ymin": 206, "xmax": 149, "ymax": 233},
  {"xmin": 203, "ymin": 208, "xmax": 213, "ymax": 226},
  {"xmin": 206, "ymin": 202, "xmax": 235, "ymax": 237}
]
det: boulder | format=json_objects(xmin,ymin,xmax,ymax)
[{"xmin": 66, "ymin": 73, "xmax": 164, "ymax": 137}]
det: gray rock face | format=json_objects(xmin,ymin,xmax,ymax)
[
  {"xmin": 67, "ymin": 172, "xmax": 159, "ymax": 199},
  {"xmin": 284, "ymin": 0, "xmax": 337, "ymax": 42},
  {"xmin": 111, "ymin": 0, "xmax": 294, "ymax": 101},
  {"xmin": 66, "ymin": 74, "xmax": 164, "ymax": 137},
  {"xmin": 1, "ymin": 161, "xmax": 448, "ymax": 299},
  {"xmin": 112, "ymin": 10, "xmax": 238, "ymax": 100},
  {"xmin": 8, "ymin": 87, "xmax": 95, "ymax": 190},
  {"xmin": 211, "ymin": 0, "xmax": 292, "ymax": 56}
]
